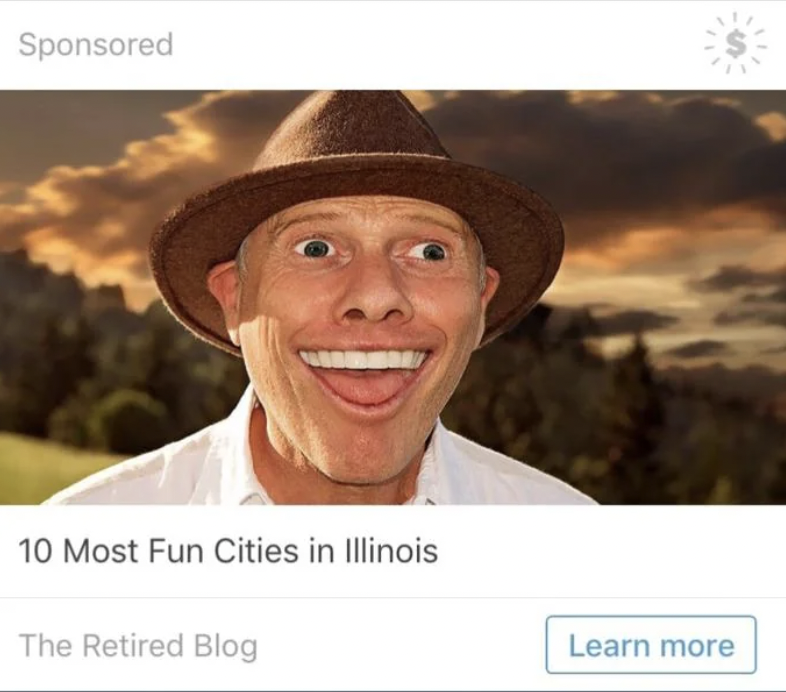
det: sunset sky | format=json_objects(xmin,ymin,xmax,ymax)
[{"xmin": 1, "ymin": 90, "xmax": 785, "ymax": 373}]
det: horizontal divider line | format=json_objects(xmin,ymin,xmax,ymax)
[{"xmin": 0, "ymin": 595, "xmax": 779, "ymax": 600}]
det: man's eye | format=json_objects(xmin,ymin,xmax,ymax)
[
  {"xmin": 409, "ymin": 242, "xmax": 447, "ymax": 261},
  {"xmin": 294, "ymin": 239, "xmax": 335, "ymax": 258}
]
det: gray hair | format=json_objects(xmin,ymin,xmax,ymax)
[
  {"xmin": 477, "ymin": 240, "xmax": 488, "ymax": 292},
  {"xmin": 235, "ymin": 231, "xmax": 253, "ymax": 282}
]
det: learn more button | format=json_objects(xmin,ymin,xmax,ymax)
[{"xmin": 545, "ymin": 615, "xmax": 757, "ymax": 675}]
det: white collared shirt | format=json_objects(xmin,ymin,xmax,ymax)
[{"xmin": 44, "ymin": 386, "xmax": 596, "ymax": 505}]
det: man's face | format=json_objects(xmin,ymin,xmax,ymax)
[{"xmin": 208, "ymin": 195, "xmax": 499, "ymax": 485}]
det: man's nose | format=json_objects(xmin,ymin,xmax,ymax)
[{"xmin": 334, "ymin": 254, "xmax": 414, "ymax": 325}]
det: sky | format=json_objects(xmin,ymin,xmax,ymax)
[{"xmin": 0, "ymin": 90, "xmax": 784, "ymax": 373}]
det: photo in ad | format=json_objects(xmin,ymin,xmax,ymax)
[{"xmin": 1, "ymin": 90, "xmax": 785, "ymax": 505}]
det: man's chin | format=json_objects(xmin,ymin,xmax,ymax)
[
  {"xmin": 317, "ymin": 462, "xmax": 407, "ymax": 488},
  {"xmin": 301, "ymin": 423, "xmax": 429, "ymax": 488}
]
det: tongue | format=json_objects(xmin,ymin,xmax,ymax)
[{"xmin": 316, "ymin": 369, "xmax": 413, "ymax": 405}]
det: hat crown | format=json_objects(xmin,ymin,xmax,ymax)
[{"xmin": 254, "ymin": 91, "xmax": 450, "ymax": 169}]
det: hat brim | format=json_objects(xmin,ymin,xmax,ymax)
[{"xmin": 149, "ymin": 154, "xmax": 564, "ymax": 356}]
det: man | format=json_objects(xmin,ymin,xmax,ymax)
[{"xmin": 46, "ymin": 91, "xmax": 594, "ymax": 505}]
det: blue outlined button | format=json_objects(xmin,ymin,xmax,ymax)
[{"xmin": 545, "ymin": 615, "xmax": 757, "ymax": 675}]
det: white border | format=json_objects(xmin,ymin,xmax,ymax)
[
  {"xmin": 0, "ymin": 1, "xmax": 783, "ymax": 89},
  {"xmin": 1, "ymin": 507, "xmax": 784, "ymax": 690}
]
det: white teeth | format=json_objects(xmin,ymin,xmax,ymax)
[
  {"xmin": 344, "ymin": 351, "xmax": 367, "ymax": 369},
  {"xmin": 387, "ymin": 350, "xmax": 402, "ymax": 369},
  {"xmin": 366, "ymin": 352, "xmax": 389, "ymax": 369},
  {"xmin": 298, "ymin": 350, "xmax": 428, "ymax": 370}
]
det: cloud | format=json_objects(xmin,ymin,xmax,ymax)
[
  {"xmin": 0, "ymin": 181, "xmax": 20, "ymax": 199},
  {"xmin": 693, "ymin": 264, "xmax": 786, "ymax": 331},
  {"xmin": 688, "ymin": 264, "xmax": 786, "ymax": 292},
  {"xmin": 424, "ymin": 91, "xmax": 786, "ymax": 253},
  {"xmin": 664, "ymin": 339, "xmax": 733, "ymax": 359},
  {"xmin": 594, "ymin": 309, "xmax": 680, "ymax": 337},
  {"xmin": 761, "ymin": 344, "xmax": 786, "ymax": 355},
  {"xmin": 0, "ymin": 91, "xmax": 307, "ymax": 302},
  {"xmin": 714, "ymin": 307, "xmax": 786, "ymax": 330},
  {"xmin": 757, "ymin": 112, "xmax": 786, "ymax": 142},
  {"xmin": 714, "ymin": 309, "xmax": 757, "ymax": 326},
  {"xmin": 764, "ymin": 313, "xmax": 786, "ymax": 329},
  {"xmin": 1, "ymin": 89, "xmax": 785, "ymax": 306},
  {"xmin": 742, "ymin": 287, "xmax": 786, "ymax": 304}
]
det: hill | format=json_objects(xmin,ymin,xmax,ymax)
[{"xmin": 0, "ymin": 433, "xmax": 121, "ymax": 505}]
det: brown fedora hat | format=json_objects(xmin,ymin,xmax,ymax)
[{"xmin": 149, "ymin": 90, "xmax": 564, "ymax": 356}]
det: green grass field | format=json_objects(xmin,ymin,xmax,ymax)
[{"xmin": 0, "ymin": 433, "xmax": 121, "ymax": 504}]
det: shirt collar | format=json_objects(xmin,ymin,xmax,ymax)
[{"xmin": 201, "ymin": 386, "xmax": 447, "ymax": 505}]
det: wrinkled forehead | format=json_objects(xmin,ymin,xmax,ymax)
[{"xmin": 254, "ymin": 195, "xmax": 475, "ymax": 241}]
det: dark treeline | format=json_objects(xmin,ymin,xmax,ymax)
[
  {"xmin": 0, "ymin": 250, "xmax": 247, "ymax": 457},
  {"xmin": 1, "ymin": 249, "xmax": 785, "ymax": 504},
  {"xmin": 448, "ymin": 319, "xmax": 786, "ymax": 504}
]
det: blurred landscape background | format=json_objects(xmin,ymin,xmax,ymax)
[{"xmin": 1, "ymin": 90, "xmax": 785, "ymax": 504}]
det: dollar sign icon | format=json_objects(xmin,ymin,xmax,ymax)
[{"xmin": 726, "ymin": 29, "xmax": 747, "ymax": 58}]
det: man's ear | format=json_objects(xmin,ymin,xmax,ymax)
[
  {"xmin": 206, "ymin": 260, "xmax": 242, "ymax": 347},
  {"xmin": 474, "ymin": 266, "xmax": 501, "ymax": 348}
]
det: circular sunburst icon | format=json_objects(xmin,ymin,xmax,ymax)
[{"xmin": 705, "ymin": 12, "xmax": 767, "ymax": 74}]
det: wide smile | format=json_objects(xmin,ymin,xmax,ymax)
[{"xmin": 297, "ymin": 349, "xmax": 433, "ymax": 418}]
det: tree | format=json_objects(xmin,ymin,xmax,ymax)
[
  {"xmin": 48, "ymin": 379, "xmax": 105, "ymax": 448},
  {"xmin": 598, "ymin": 334, "xmax": 669, "ymax": 503},
  {"xmin": 59, "ymin": 313, "xmax": 97, "ymax": 390},
  {"xmin": 5, "ymin": 311, "xmax": 97, "ymax": 437},
  {"xmin": 443, "ymin": 339, "xmax": 543, "ymax": 456},
  {"xmin": 87, "ymin": 389, "xmax": 169, "ymax": 455}
]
